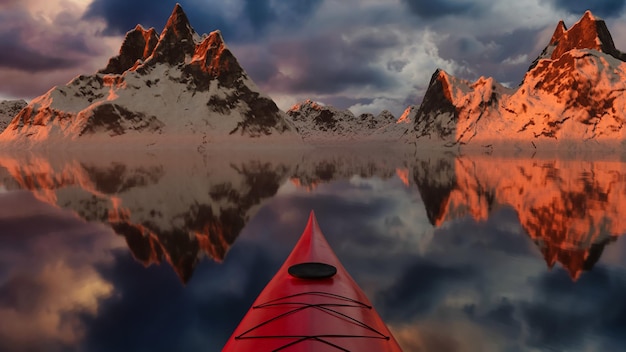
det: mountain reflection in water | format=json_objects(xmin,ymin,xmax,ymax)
[
  {"xmin": 1, "ymin": 149, "xmax": 625, "ymax": 351},
  {"xmin": 414, "ymin": 155, "xmax": 626, "ymax": 280}
]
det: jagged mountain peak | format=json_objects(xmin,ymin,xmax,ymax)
[
  {"xmin": 288, "ymin": 99, "xmax": 328, "ymax": 113},
  {"xmin": 411, "ymin": 69, "xmax": 459, "ymax": 139},
  {"xmin": 550, "ymin": 20, "xmax": 567, "ymax": 43},
  {"xmin": 187, "ymin": 30, "xmax": 245, "ymax": 89},
  {"xmin": 377, "ymin": 110, "xmax": 396, "ymax": 122},
  {"xmin": 547, "ymin": 10, "xmax": 624, "ymax": 62},
  {"xmin": 164, "ymin": 3, "xmax": 194, "ymax": 36},
  {"xmin": 207, "ymin": 29, "xmax": 223, "ymax": 43},
  {"xmin": 148, "ymin": 3, "xmax": 198, "ymax": 65},
  {"xmin": 99, "ymin": 25, "xmax": 159, "ymax": 74},
  {"xmin": 528, "ymin": 11, "xmax": 624, "ymax": 72}
]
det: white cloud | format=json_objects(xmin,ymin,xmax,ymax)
[
  {"xmin": 349, "ymin": 97, "xmax": 401, "ymax": 116},
  {"xmin": 0, "ymin": 0, "xmax": 121, "ymax": 99},
  {"xmin": 344, "ymin": 27, "xmax": 469, "ymax": 114},
  {"xmin": 502, "ymin": 54, "xmax": 529, "ymax": 65}
]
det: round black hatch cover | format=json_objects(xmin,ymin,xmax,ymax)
[{"xmin": 288, "ymin": 262, "xmax": 337, "ymax": 279}]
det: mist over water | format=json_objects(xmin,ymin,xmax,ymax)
[{"xmin": 1, "ymin": 148, "xmax": 625, "ymax": 352}]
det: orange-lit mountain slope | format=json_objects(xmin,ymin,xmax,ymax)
[{"xmin": 412, "ymin": 11, "xmax": 626, "ymax": 150}]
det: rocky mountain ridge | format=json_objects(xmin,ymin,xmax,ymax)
[{"xmin": 287, "ymin": 99, "xmax": 412, "ymax": 142}]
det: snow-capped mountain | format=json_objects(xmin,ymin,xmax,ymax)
[
  {"xmin": 287, "ymin": 99, "xmax": 411, "ymax": 142},
  {"xmin": 412, "ymin": 11, "xmax": 626, "ymax": 150},
  {"xmin": 0, "ymin": 4, "xmax": 298, "ymax": 149},
  {"xmin": 0, "ymin": 100, "xmax": 27, "ymax": 132}
]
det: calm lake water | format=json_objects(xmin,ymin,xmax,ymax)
[{"xmin": 1, "ymin": 148, "xmax": 625, "ymax": 352}]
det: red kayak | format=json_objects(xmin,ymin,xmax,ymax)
[{"xmin": 223, "ymin": 211, "xmax": 402, "ymax": 351}]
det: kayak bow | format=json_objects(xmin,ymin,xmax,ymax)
[{"xmin": 223, "ymin": 211, "xmax": 402, "ymax": 351}]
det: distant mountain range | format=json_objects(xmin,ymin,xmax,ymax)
[
  {"xmin": 287, "ymin": 100, "xmax": 411, "ymax": 142},
  {"xmin": 0, "ymin": 7, "xmax": 625, "ymax": 149}
]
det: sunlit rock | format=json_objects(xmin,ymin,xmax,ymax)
[{"xmin": 412, "ymin": 11, "xmax": 626, "ymax": 150}]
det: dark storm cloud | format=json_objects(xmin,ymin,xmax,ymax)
[
  {"xmin": 402, "ymin": 0, "xmax": 479, "ymax": 18},
  {"xmin": 429, "ymin": 207, "xmax": 536, "ymax": 257},
  {"xmin": 84, "ymin": 0, "xmax": 323, "ymax": 42},
  {"xmin": 437, "ymin": 28, "xmax": 542, "ymax": 83},
  {"xmin": 463, "ymin": 298, "xmax": 523, "ymax": 340},
  {"xmin": 378, "ymin": 258, "xmax": 475, "ymax": 320},
  {"xmin": 548, "ymin": 0, "xmax": 626, "ymax": 18},
  {"xmin": 84, "ymin": 0, "xmax": 186, "ymax": 35},
  {"xmin": 375, "ymin": 209, "xmax": 532, "ymax": 324},
  {"xmin": 262, "ymin": 32, "xmax": 398, "ymax": 94},
  {"xmin": 0, "ymin": 275, "xmax": 46, "ymax": 313},
  {"xmin": 522, "ymin": 267, "xmax": 626, "ymax": 349},
  {"xmin": 0, "ymin": 191, "xmax": 88, "ymax": 236},
  {"xmin": 244, "ymin": 0, "xmax": 274, "ymax": 31},
  {"xmin": 0, "ymin": 10, "xmax": 90, "ymax": 72},
  {"xmin": 232, "ymin": 46, "xmax": 281, "ymax": 84},
  {"xmin": 0, "ymin": 212, "xmax": 84, "ymax": 237},
  {"xmin": 79, "ymin": 231, "xmax": 294, "ymax": 351},
  {"xmin": 263, "ymin": 187, "xmax": 398, "ymax": 239}
]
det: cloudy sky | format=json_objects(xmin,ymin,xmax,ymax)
[{"xmin": 2, "ymin": 0, "xmax": 626, "ymax": 116}]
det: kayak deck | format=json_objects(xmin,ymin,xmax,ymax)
[{"xmin": 223, "ymin": 211, "xmax": 402, "ymax": 351}]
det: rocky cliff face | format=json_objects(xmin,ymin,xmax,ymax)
[
  {"xmin": 412, "ymin": 11, "xmax": 626, "ymax": 150},
  {"xmin": 287, "ymin": 99, "xmax": 411, "ymax": 142},
  {"xmin": 412, "ymin": 70, "xmax": 511, "ymax": 146},
  {"xmin": 0, "ymin": 4, "xmax": 298, "ymax": 148},
  {"xmin": 0, "ymin": 100, "xmax": 27, "ymax": 132}
]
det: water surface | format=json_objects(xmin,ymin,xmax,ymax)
[{"xmin": 1, "ymin": 149, "xmax": 625, "ymax": 352}]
